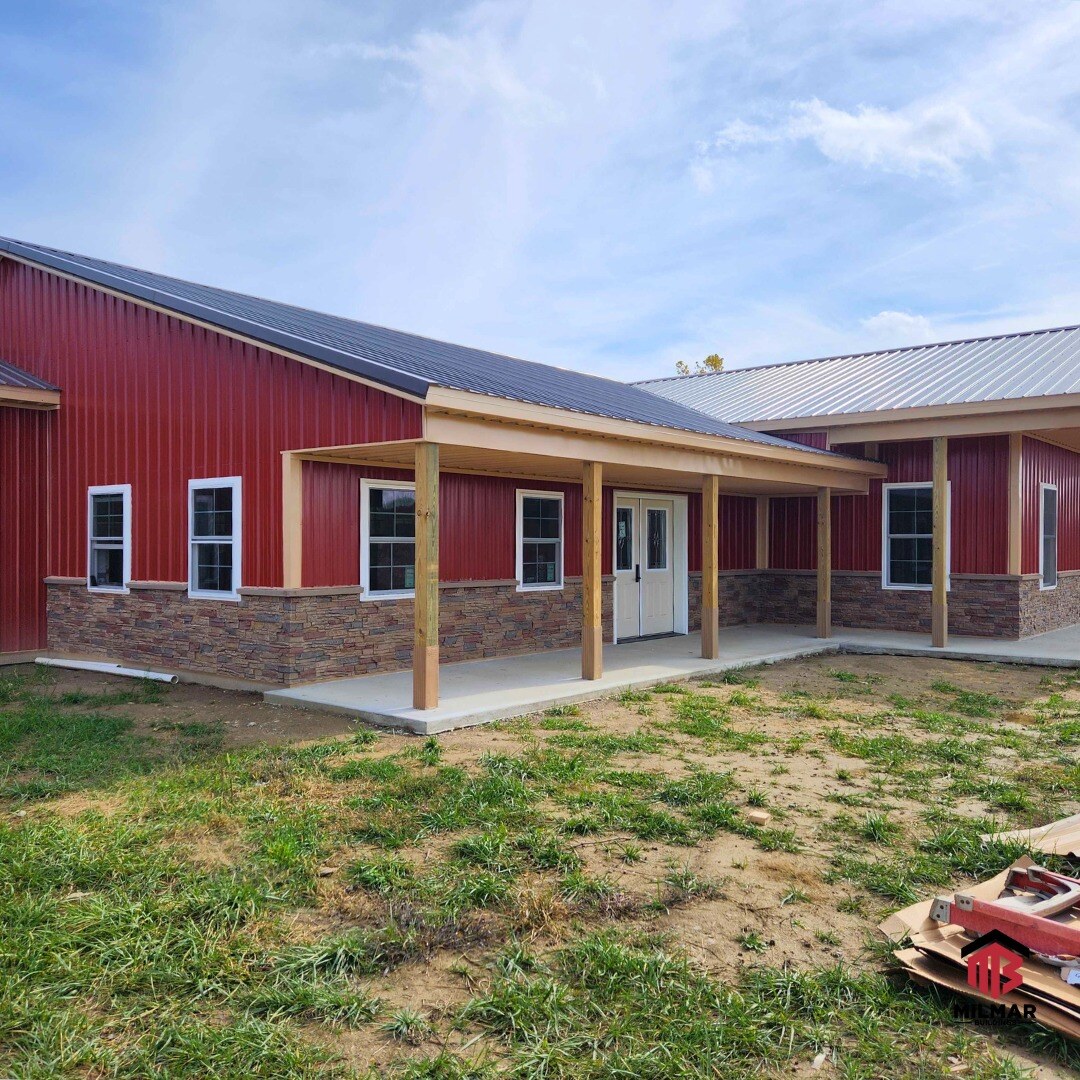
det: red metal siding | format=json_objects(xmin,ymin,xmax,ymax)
[
  {"xmin": 303, "ymin": 466, "xmax": 764, "ymax": 585},
  {"xmin": 769, "ymin": 497, "xmax": 816, "ymax": 570},
  {"xmin": 0, "ymin": 261, "xmax": 422, "ymax": 590},
  {"xmin": 771, "ymin": 430, "xmax": 829, "ymax": 450},
  {"xmin": 771, "ymin": 436, "xmax": 1008, "ymax": 574},
  {"xmin": 0, "ymin": 408, "xmax": 51, "ymax": 650},
  {"xmin": 1021, "ymin": 437, "xmax": 1080, "ymax": 575}
]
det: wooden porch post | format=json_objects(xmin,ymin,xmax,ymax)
[
  {"xmin": 702, "ymin": 474, "xmax": 720, "ymax": 659},
  {"xmin": 816, "ymin": 487, "xmax": 832, "ymax": 638},
  {"xmin": 1007, "ymin": 433, "xmax": 1023, "ymax": 577},
  {"xmin": 932, "ymin": 436, "xmax": 949, "ymax": 648},
  {"xmin": 282, "ymin": 452, "xmax": 303, "ymax": 589},
  {"xmin": 582, "ymin": 460, "xmax": 603, "ymax": 680},
  {"xmin": 413, "ymin": 442, "xmax": 439, "ymax": 709},
  {"xmin": 755, "ymin": 496, "xmax": 769, "ymax": 569}
]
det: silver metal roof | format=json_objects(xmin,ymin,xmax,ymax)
[
  {"xmin": 0, "ymin": 357, "xmax": 57, "ymax": 391},
  {"xmin": 637, "ymin": 324, "xmax": 1080, "ymax": 424}
]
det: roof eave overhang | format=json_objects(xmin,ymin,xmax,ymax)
[
  {"xmin": 0, "ymin": 386, "xmax": 60, "ymax": 409},
  {"xmin": 423, "ymin": 387, "xmax": 885, "ymax": 479},
  {"xmin": 736, "ymin": 392, "xmax": 1080, "ymax": 443}
]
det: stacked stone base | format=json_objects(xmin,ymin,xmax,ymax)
[
  {"xmin": 46, "ymin": 579, "xmax": 614, "ymax": 686},
  {"xmin": 46, "ymin": 568, "xmax": 1076, "ymax": 688}
]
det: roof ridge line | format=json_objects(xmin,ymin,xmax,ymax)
[{"xmin": 639, "ymin": 321, "xmax": 1080, "ymax": 381}]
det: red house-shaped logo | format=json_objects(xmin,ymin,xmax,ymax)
[{"xmin": 960, "ymin": 930, "xmax": 1027, "ymax": 999}]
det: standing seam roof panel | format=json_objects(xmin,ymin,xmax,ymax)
[
  {"xmin": 0, "ymin": 236, "xmax": 842, "ymax": 456},
  {"xmin": 637, "ymin": 324, "xmax": 1080, "ymax": 422}
]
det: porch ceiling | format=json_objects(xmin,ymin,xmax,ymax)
[{"xmin": 293, "ymin": 409, "xmax": 885, "ymax": 496}]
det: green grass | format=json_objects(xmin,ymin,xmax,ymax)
[{"xmin": 0, "ymin": 661, "xmax": 1077, "ymax": 1077}]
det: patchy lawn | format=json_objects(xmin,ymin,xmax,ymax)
[{"xmin": 1, "ymin": 655, "xmax": 1078, "ymax": 1078}]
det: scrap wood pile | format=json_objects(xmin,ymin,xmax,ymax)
[{"xmin": 880, "ymin": 813, "xmax": 1080, "ymax": 1040}]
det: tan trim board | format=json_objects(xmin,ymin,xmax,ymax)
[
  {"xmin": 745, "ymin": 395, "xmax": 1080, "ymax": 438},
  {"xmin": 425, "ymin": 391, "xmax": 883, "ymax": 474},
  {"xmin": 0, "ymin": 386, "xmax": 60, "ymax": 409},
  {"xmin": 1007, "ymin": 433, "xmax": 1023, "ymax": 576}
]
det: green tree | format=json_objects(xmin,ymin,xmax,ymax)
[{"xmin": 675, "ymin": 353, "xmax": 724, "ymax": 376}]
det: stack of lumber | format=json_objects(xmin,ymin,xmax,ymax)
[{"xmin": 880, "ymin": 858, "xmax": 1080, "ymax": 1039}]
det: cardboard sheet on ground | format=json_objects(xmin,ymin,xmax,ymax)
[
  {"xmin": 983, "ymin": 812, "xmax": 1080, "ymax": 859},
  {"xmin": 881, "ymin": 858, "xmax": 1080, "ymax": 1039}
]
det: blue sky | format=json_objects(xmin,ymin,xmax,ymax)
[{"xmin": 2, "ymin": 1, "xmax": 1079, "ymax": 379}]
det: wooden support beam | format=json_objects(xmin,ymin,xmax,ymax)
[
  {"xmin": 816, "ymin": 487, "xmax": 832, "ymax": 639},
  {"xmin": 413, "ymin": 442, "xmax": 440, "ymax": 710},
  {"xmin": 582, "ymin": 461, "xmax": 603, "ymax": 680},
  {"xmin": 932, "ymin": 436, "xmax": 949, "ymax": 648},
  {"xmin": 755, "ymin": 496, "xmax": 770, "ymax": 570},
  {"xmin": 1008, "ymin": 433, "xmax": 1023, "ymax": 576},
  {"xmin": 282, "ymin": 453, "xmax": 303, "ymax": 589},
  {"xmin": 702, "ymin": 474, "xmax": 721, "ymax": 659}
]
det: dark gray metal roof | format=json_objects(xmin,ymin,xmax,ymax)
[
  {"xmin": 0, "ymin": 357, "xmax": 57, "ymax": 391},
  {"xmin": 637, "ymin": 324, "xmax": 1080, "ymax": 424},
  {"xmin": 0, "ymin": 237, "xmax": 827, "ymax": 454}
]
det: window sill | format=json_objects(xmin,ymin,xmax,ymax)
[
  {"xmin": 516, "ymin": 583, "xmax": 563, "ymax": 593},
  {"xmin": 881, "ymin": 583, "xmax": 952, "ymax": 593},
  {"xmin": 364, "ymin": 590, "xmax": 415, "ymax": 601},
  {"xmin": 188, "ymin": 590, "xmax": 241, "ymax": 602},
  {"xmin": 87, "ymin": 584, "xmax": 129, "ymax": 595},
  {"xmin": 1039, "ymin": 583, "xmax": 1058, "ymax": 592}
]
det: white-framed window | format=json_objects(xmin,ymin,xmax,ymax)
[
  {"xmin": 360, "ymin": 479, "xmax": 416, "ymax": 597},
  {"xmin": 881, "ymin": 482, "xmax": 950, "ymax": 591},
  {"xmin": 1040, "ymin": 483, "xmax": 1058, "ymax": 590},
  {"xmin": 188, "ymin": 476, "xmax": 241, "ymax": 600},
  {"xmin": 87, "ymin": 484, "xmax": 131, "ymax": 593},
  {"xmin": 516, "ymin": 489, "xmax": 564, "ymax": 591}
]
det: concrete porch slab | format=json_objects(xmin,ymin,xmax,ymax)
[
  {"xmin": 829, "ymin": 624, "xmax": 1080, "ymax": 667},
  {"xmin": 265, "ymin": 627, "xmax": 840, "ymax": 734}
]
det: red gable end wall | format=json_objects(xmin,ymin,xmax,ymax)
[{"xmin": 0, "ymin": 260, "xmax": 422, "ymax": 589}]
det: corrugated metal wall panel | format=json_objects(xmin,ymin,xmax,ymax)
[
  {"xmin": 770, "ymin": 430, "xmax": 829, "ymax": 450},
  {"xmin": 1021, "ymin": 437, "xmax": 1080, "ymax": 575},
  {"xmin": 302, "ymin": 467, "xmax": 763, "ymax": 585},
  {"xmin": 771, "ymin": 436, "xmax": 1008, "ymax": 574},
  {"xmin": 0, "ymin": 407, "xmax": 51, "ymax": 651},
  {"xmin": 0, "ymin": 261, "xmax": 423, "ymax": 591}
]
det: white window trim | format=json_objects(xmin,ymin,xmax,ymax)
[
  {"xmin": 1039, "ymin": 482, "xmax": 1058, "ymax": 591},
  {"xmin": 87, "ymin": 484, "xmax": 132, "ymax": 594},
  {"xmin": 515, "ymin": 489, "xmax": 565, "ymax": 593},
  {"xmin": 881, "ymin": 481, "xmax": 951, "ymax": 592},
  {"xmin": 188, "ymin": 476, "xmax": 242, "ymax": 601},
  {"xmin": 360, "ymin": 478, "xmax": 417, "ymax": 600}
]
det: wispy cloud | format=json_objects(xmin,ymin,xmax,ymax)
[
  {"xmin": 0, "ymin": 0, "xmax": 1077, "ymax": 382},
  {"xmin": 698, "ymin": 98, "xmax": 991, "ymax": 183}
]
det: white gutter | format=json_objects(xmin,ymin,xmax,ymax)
[{"xmin": 35, "ymin": 657, "xmax": 179, "ymax": 684}]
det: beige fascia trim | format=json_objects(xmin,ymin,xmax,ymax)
[
  {"xmin": 2, "ymin": 251, "xmax": 426, "ymax": 407},
  {"xmin": 422, "ymin": 393, "xmax": 883, "ymax": 476},
  {"xmin": 0, "ymin": 386, "xmax": 60, "ymax": 409},
  {"xmin": 742, "ymin": 393, "xmax": 1080, "ymax": 438}
]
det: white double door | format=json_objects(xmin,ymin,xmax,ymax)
[{"xmin": 614, "ymin": 495, "xmax": 675, "ymax": 641}]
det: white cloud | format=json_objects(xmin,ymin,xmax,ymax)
[
  {"xmin": 328, "ymin": 29, "xmax": 562, "ymax": 122},
  {"xmin": 860, "ymin": 310, "xmax": 936, "ymax": 345},
  {"xmin": 790, "ymin": 99, "xmax": 991, "ymax": 178},
  {"xmin": 700, "ymin": 97, "xmax": 992, "ymax": 181}
]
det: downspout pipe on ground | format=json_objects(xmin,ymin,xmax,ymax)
[{"xmin": 35, "ymin": 657, "xmax": 179, "ymax": 684}]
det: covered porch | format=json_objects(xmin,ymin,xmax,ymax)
[
  {"xmin": 264, "ymin": 620, "xmax": 1080, "ymax": 734},
  {"xmin": 280, "ymin": 398, "xmax": 884, "ymax": 712}
]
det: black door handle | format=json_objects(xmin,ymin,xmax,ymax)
[{"xmin": 635, "ymin": 563, "xmax": 641, "ymax": 583}]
